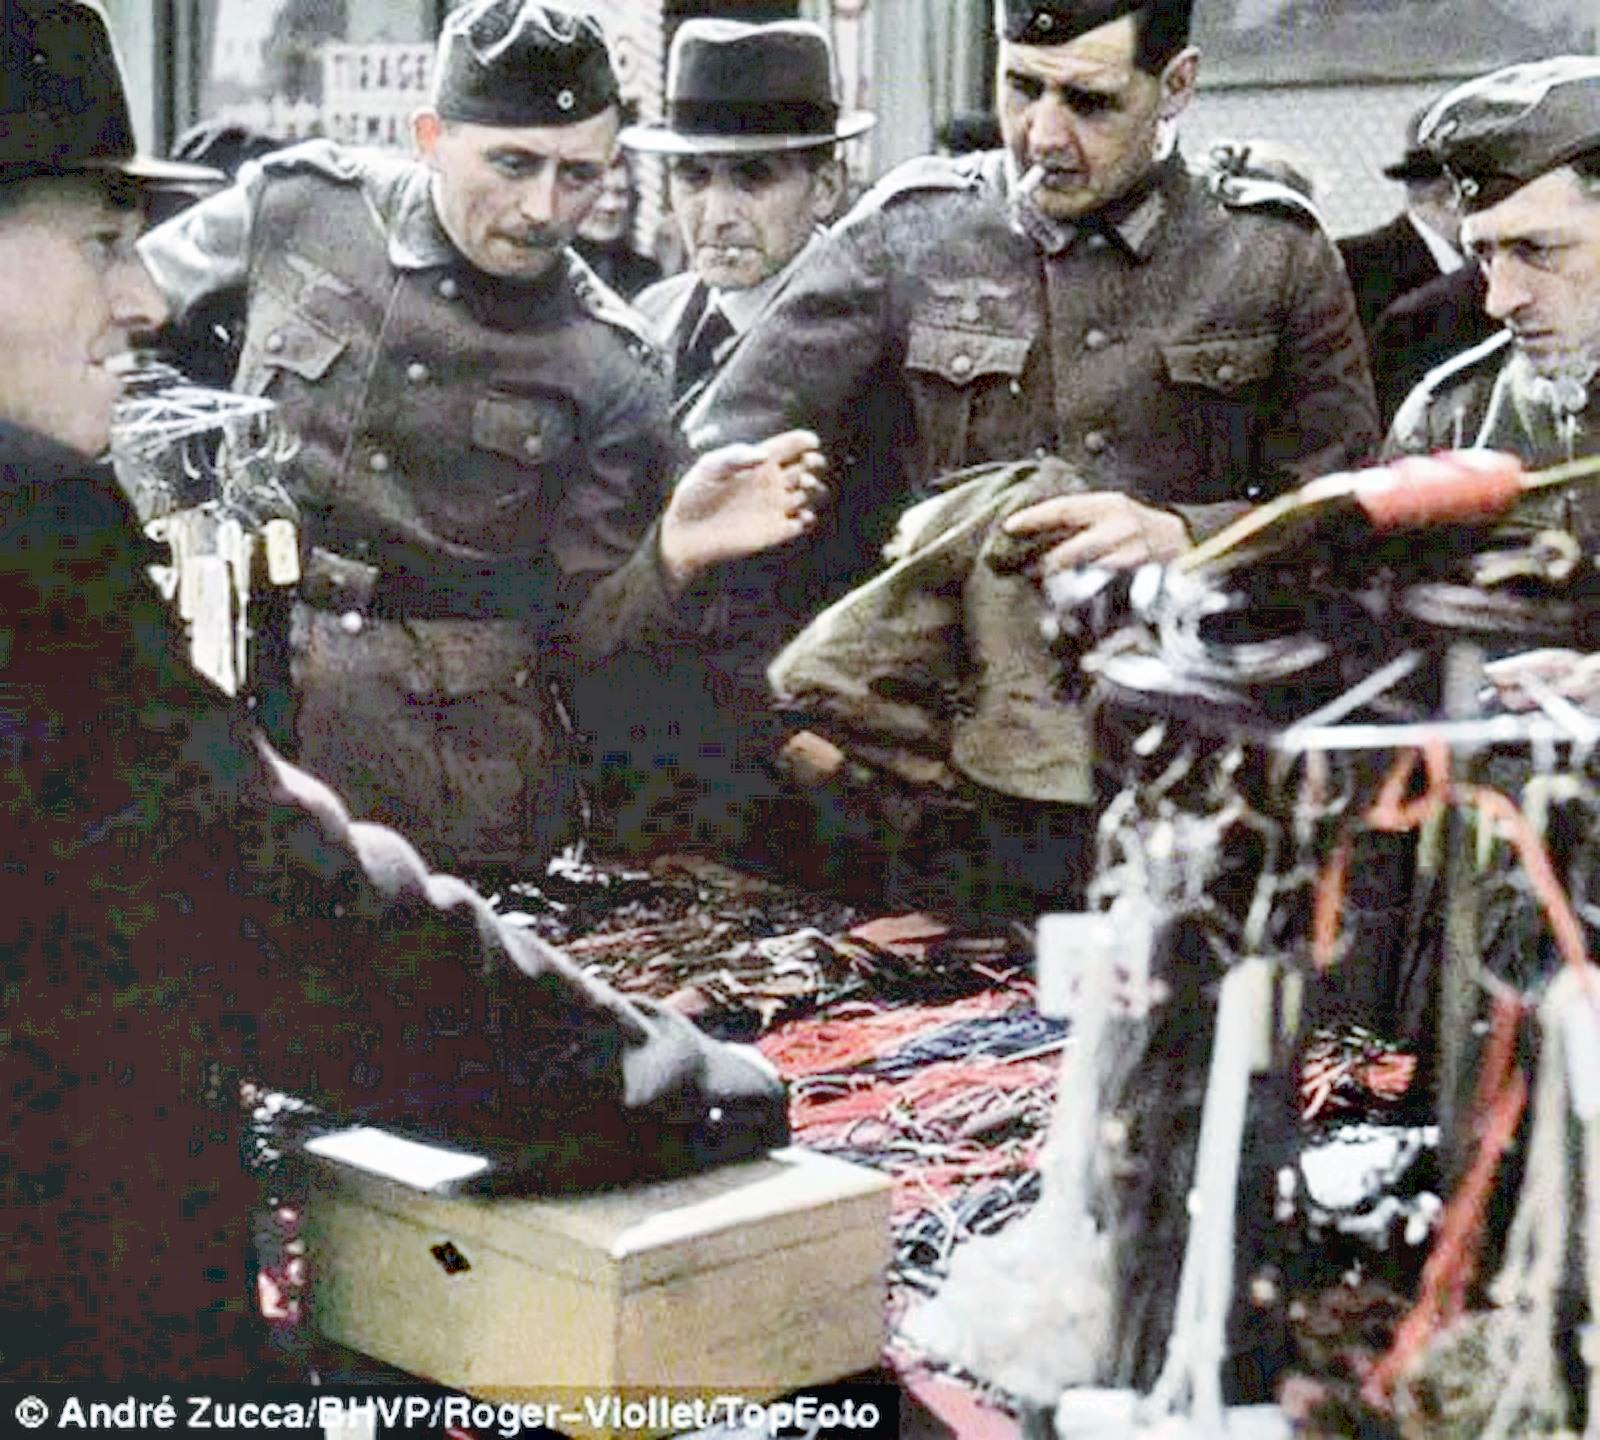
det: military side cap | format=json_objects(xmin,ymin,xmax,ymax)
[
  {"xmin": 434, "ymin": 0, "xmax": 618, "ymax": 128},
  {"xmin": 621, "ymin": 19, "xmax": 874, "ymax": 156},
  {"xmin": 0, "ymin": 1, "xmax": 216, "ymax": 184},
  {"xmin": 996, "ymin": 0, "xmax": 1144, "ymax": 45},
  {"xmin": 1419, "ymin": 56, "xmax": 1600, "ymax": 211}
]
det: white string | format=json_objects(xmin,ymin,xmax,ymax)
[{"xmin": 1141, "ymin": 959, "xmax": 1271, "ymax": 1434}]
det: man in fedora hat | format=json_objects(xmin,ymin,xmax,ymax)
[
  {"xmin": 1, "ymin": 0, "xmax": 787, "ymax": 1383},
  {"xmin": 622, "ymin": 19, "xmax": 874, "ymax": 412},
  {"xmin": 607, "ymin": 0, "xmax": 1377, "ymax": 910},
  {"xmin": 1338, "ymin": 99, "xmax": 1474, "ymax": 349},
  {"xmin": 138, "ymin": 0, "xmax": 825, "ymax": 875}
]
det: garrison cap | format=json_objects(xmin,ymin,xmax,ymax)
[
  {"xmin": 995, "ymin": 0, "xmax": 1143, "ymax": 46},
  {"xmin": 433, "ymin": 0, "xmax": 619, "ymax": 128},
  {"xmin": 1419, "ymin": 57, "xmax": 1600, "ymax": 211}
]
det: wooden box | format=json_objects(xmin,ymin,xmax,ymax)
[{"xmin": 301, "ymin": 1136, "xmax": 891, "ymax": 1429}]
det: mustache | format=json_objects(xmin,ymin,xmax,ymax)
[{"xmin": 495, "ymin": 227, "xmax": 562, "ymax": 248}]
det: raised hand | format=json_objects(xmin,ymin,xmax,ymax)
[{"xmin": 659, "ymin": 429, "xmax": 829, "ymax": 589}]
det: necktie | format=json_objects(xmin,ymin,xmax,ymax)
[{"xmin": 675, "ymin": 293, "xmax": 735, "ymax": 398}]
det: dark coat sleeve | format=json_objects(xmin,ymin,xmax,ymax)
[{"xmin": 5, "ymin": 467, "xmax": 786, "ymax": 1195}]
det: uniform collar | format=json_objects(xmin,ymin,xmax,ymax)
[
  {"xmin": 1008, "ymin": 150, "xmax": 1178, "ymax": 262},
  {"xmin": 388, "ymin": 165, "xmax": 463, "ymax": 271}
]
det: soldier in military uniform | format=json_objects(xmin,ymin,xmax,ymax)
[
  {"xmin": 1387, "ymin": 58, "xmax": 1600, "ymax": 512},
  {"xmin": 139, "ymin": 0, "xmax": 825, "ymax": 873},
  {"xmin": 603, "ymin": 0, "xmax": 1376, "ymax": 907},
  {"xmin": 679, "ymin": 0, "xmax": 1376, "ymax": 651}
]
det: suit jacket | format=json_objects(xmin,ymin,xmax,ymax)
[
  {"xmin": 634, "ymin": 269, "xmax": 726, "ymax": 415},
  {"xmin": 1369, "ymin": 262, "xmax": 1498, "ymax": 425},
  {"xmin": 635, "ymin": 238, "xmax": 822, "ymax": 419},
  {"xmin": 1337, "ymin": 212, "xmax": 1449, "ymax": 345}
]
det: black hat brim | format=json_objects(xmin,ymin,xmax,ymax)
[
  {"xmin": 1382, "ymin": 155, "xmax": 1446, "ymax": 181},
  {"xmin": 620, "ymin": 110, "xmax": 876, "ymax": 156},
  {"xmin": 0, "ymin": 153, "xmax": 228, "ymax": 188}
]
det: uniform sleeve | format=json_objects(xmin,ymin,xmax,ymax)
[
  {"xmin": 683, "ymin": 212, "xmax": 895, "ymax": 458},
  {"xmin": 1257, "ymin": 223, "xmax": 1383, "ymax": 482},
  {"xmin": 235, "ymin": 741, "xmax": 787, "ymax": 1189},
  {"xmin": 137, "ymin": 162, "xmax": 269, "ymax": 322},
  {"xmin": 545, "ymin": 351, "xmax": 713, "ymax": 668}
]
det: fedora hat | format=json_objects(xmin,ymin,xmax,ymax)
[
  {"xmin": 0, "ymin": 1, "xmax": 217, "ymax": 185},
  {"xmin": 1382, "ymin": 100, "xmax": 1448, "ymax": 183},
  {"xmin": 620, "ymin": 19, "xmax": 874, "ymax": 156}
]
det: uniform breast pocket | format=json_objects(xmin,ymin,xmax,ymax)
[
  {"xmin": 904, "ymin": 321, "xmax": 1035, "ymax": 481},
  {"xmin": 1160, "ymin": 331, "xmax": 1278, "ymax": 499},
  {"xmin": 466, "ymin": 393, "xmax": 580, "ymax": 534},
  {"xmin": 240, "ymin": 293, "xmax": 349, "ymax": 396}
]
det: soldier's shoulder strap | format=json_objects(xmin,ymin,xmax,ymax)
[
  {"xmin": 1205, "ymin": 166, "xmax": 1326, "ymax": 229},
  {"xmin": 257, "ymin": 138, "xmax": 367, "ymax": 184},
  {"xmin": 255, "ymin": 139, "xmax": 416, "ymax": 208},
  {"xmin": 1388, "ymin": 328, "xmax": 1512, "ymax": 453},
  {"xmin": 862, "ymin": 151, "xmax": 986, "ymax": 211},
  {"xmin": 1419, "ymin": 326, "xmax": 1514, "ymax": 391},
  {"xmin": 565, "ymin": 251, "xmax": 667, "ymax": 373}
]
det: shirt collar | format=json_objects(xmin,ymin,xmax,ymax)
[
  {"xmin": 1407, "ymin": 209, "xmax": 1466, "ymax": 275},
  {"xmin": 711, "ymin": 229, "xmax": 826, "ymax": 335},
  {"xmin": 388, "ymin": 166, "xmax": 461, "ymax": 271}
]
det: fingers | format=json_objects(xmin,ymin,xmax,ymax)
[
  {"xmin": 1041, "ymin": 518, "xmax": 1142, "ymax": 572},
  {"xmin": 1003, "ymin": 492, "xmax": 1115, "ymax": 538},
  {"xmin": 757, "ymin": 428, "xmax": 823, "ymax": 465}
]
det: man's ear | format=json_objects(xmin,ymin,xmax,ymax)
[
  {"xmin": 809, "ymin": 155, "xmax": 846, "ymax": 224},
  {"xmin": 412, "ymin": 108, "xmax": 443, "ymax": 162},
  {"xmin": 1159, "ymin": 47, "xmax": 1200, "ymax": 122}
]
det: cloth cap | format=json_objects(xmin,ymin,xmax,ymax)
[
  {"xmin": 0, "ymin": 1, "xmax": 216, "ymax": 185},
  {"xmin": 995, "ymin": 0, "xmax": 1144, "ymax": 46},
  {"xmin": 433, "ymin": 0, "xmax": 619, "ymax": 128},
  {"xmin": 1419, "ymin": 56, "xmax": 1600, "ymax": 211},
  {"xmin": 620, "ymin": 19, "xmax": 874, "ymax": 155}
]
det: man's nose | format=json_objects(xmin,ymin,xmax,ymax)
[
  {"xmin": 1030, "ymin": 94, "xmax": 1083, "ymax": 161},
  {"xmin": 700, "ymin": 177, "xmax": 744, "ymax": 232},
  {"xmin": 115, "ymin": 256, "xmax": 170, "ymax": 335},
  {"xmin": 517, "ymin": 167, "xmax": 560, "ymax": 226},
  {"xmin": 1481, "ymin": 254, "xmax": 1528, "ymax": 322}
]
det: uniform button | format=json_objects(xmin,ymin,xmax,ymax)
[
  {"xmin": 557, "ymin": 88, "xmax": 576, "ymax": 111},
  {"xmin": 368, "ymin": 452, "xmax": 390, "ymax": 473},
  {"xmin": 523, "ymin": 436, "xmax": 541, "ymax": 457},
  {"xmin": 339, "ymin": 611, "xmax": 364, "ymax": 636},
  {"xmin": 1034, "ymin": 445, "xmax": 1050, "ymax": 460},
  {"xmin": 438, "ymin": 277, "xmax": 459, "ymax": 300},
  {"xmin": 1009, "ymin": 380, "xmax": 1023, "ymax": 398},
  {"xmin": 1084, "ymin": 328, "xmax": 1108, "ymax": 351},
  {"xmin": 1086, "ymin": 233, "xmax": 1109, "ymax": 250},
  {"xmin": 958, "ymin": 299, "xmax": 981, "ymax": 324},
  {"xmin": 265, "ymin": 331, "xmax": 285, "ymax": 353},
  {"xmin": 1084, "ymin": 430, "xmax": 1109, "ymax": 455},
  {"xmin": 406, "ymin": 361, "xmax": 429, "ymax": 383},
  {"xmin": 951, "ymin": 353, "xmax": 974, "ymax": 377},
  {"xmin": 354, "ymin": 539, "xmax": 371, "ymax": 557},
  {"xmin": 1215, "ymin": 363, "xmax": 1238, "ymax": 385}
]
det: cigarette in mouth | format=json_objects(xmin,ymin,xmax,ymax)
[{"xmin": 1018, "ymin": 164, "xmax": 1047, "ymax": 197}]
